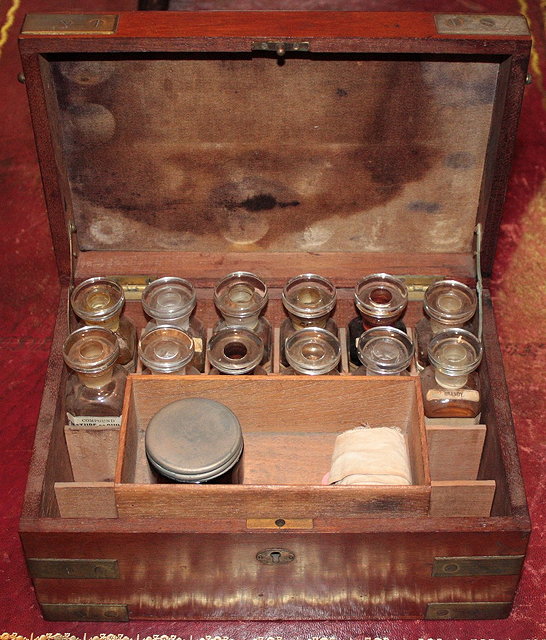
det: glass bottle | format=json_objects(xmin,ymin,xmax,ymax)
[
  {"xmin": 208, "ymin": 327, "xmax": 267, "ymax": 375},
  {"xmin": 421, "ymin": 328, "xmax": 483, "ymax": 418},
  {"xmin": 71, "ymin": 277, "xmax": 137, "ymax": 373},
  {"xmin": 283, "ymin": 327, "xmax": 341, "ymax": 375},
  {"xmin": 280, "ymin": 273, "xmax": 337, "ymax": 366},
  {"xmin": 63, "ymin": 326, "xmax": 127, "ymax": 424},
  {"xmin": 141, "ymin": 277, "xmax": 206, "ymax": 372},
  {"xmin": 352, "ymin": 326, "xmax": 414, "ymax": 376},
  {"xmin": 415, "ymin": 279, "xmax": 477, "ymax": 368},
  {"xmin": 348, "ymin": 273, "xmax": 408, "ymax": 367},
  {"xmin": 213, "ymin": 271, "xmax": 271, "ymax": 367},
  {"xmin": 139, "ymin": 326, "xmax": 200, "ymax": 375}
]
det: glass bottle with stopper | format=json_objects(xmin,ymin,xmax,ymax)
[
  {"xmin": 213, "ymin": 271, "xmax": 271, "ymax": 367},
  {"xmin": 63, "ymin": 326, "xmax": 127, "ymax": 424},
  {"xmin": 415, "ymin": 279, "xmax": 477, "ymax": 368},
  {"xmin": 141, "ymin": 277, "xmax": 205, "ymax": 372},
  {"xmin": 348, "ymin": 273, "xmax": 408, "ymax": 368},
  {"xmin": 139, "ymin": 326, "xmax": 199, "ymax": 375},
  {"xmin": 280, "ymin": 273, "xmax": 337, "ymax": 365},
  {"xmin": 352, "ymin": 326, "xmax": 414, "ymax": 376},
  {"xmin": 71, "ymin": 277, "xmax": 137, "ymax": 372},
  {"xmin": 421, "ymin": 328, "xmax": 483, "ymax": 418},
  {"xmin": 208, "ymin": 327, "xmax": 267, "ymax": 375},
  {"xmin": 284, "ymin": 327, "xmax": 341, "ymax": 376}
]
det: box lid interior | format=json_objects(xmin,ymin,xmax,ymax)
[{"xmin": 23, "ymin": 12, "xmax": 530, "ymax": 285}]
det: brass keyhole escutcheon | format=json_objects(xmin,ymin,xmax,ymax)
[{"xmin": 256, "ymin": 548, "xmax": 295, "ymax": 565}]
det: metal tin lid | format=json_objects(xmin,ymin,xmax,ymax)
[{"xmin": 145, "ymin": 398, "xmax": 243, "ymax": 483}]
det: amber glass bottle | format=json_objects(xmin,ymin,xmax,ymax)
[
  {"xmin": 348, "ymin": 273, "xmax": 408, "ymax": 367},
  {"xmin": 421, "ymin": 328, "xmax": 483, "ymax": 418},
  {"xmin": 71, "ymin": 277, "xmax": 137, "ymax": 373}
]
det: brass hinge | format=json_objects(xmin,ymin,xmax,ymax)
[
  {"xmin": 400, "ymin": 275, "xmax": 445, "ymax": 301},
  {"xmin": 22, "ymin": 13, "xmax": 119, "ymax": 35},
  {"xmin": 426, "ymin": 601, "xmax": 512, "ymax": 620},
  {"xmin": 41, "ymin": 603, "xmax": 128, "ymax": 622},
  {"xmin": 108, "ymin": 275, "xmax": 156, "ymax": 300},
  {"xmin": 27, "ymin": 558, "xmax": 120, "ymax": 579},
  {"xmin": 432, "ymin": 555, "xmax": 524, "ymax": 577}
]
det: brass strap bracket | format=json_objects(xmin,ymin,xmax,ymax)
[{"xmin": 252, "ymin": 41, "xmax": 310, "ymax": 56}]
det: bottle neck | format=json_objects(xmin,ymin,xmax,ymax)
[
  {"xmin": 289, "ymin": 313, "xmax": 329, "ymax": 330},
  {"xmin": 77, "ymin": 367, "xmax": 115, "ymax": 389},
  {"xmin": 365, "ymin": 367, "xmax": 403, "ymax": 376},
  {"xmin": 221, "ymin": 314, "xmax": 260, "ymax": 330},
  {"xmin": 85, "ymin": 313, "xmax": 120, "ymax": 332},
  {"xmin": 434, "ymin": 369, "xmax": 468, "ymax": 389},
  {"xmin": 430, "ymin": 318, "xmax": 459, "ymax": 334}
]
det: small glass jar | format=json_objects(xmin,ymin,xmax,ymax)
[
  {"xmin": 208, "ymin": 327, "xmax": 267, "ymax": 375},
  {"xmin": 71, "ymin": 277, "xmax": 137, "ymax": 372},
  {"xmin": 421, "ymin": 328, "xmax": 483, "ymax": 418},
  {"xmin": 63, "ymin": 326, "xmax": 127, "ymax": 423},
  {"xmin": 139, "ymin": 326, "xmax": 199, "ymax": 375},
  {"xmin": 348, "ymin": 273, "xmax": 408, "ymax": 367},
  {"xmin": 141, "ymin": 277, "xmax": 206, "ymax": 372},
  {"xmin": 416, "ymin": 280, "xmax": 478, "ymax": 368},
  {"xmin": 145, "ymin": 398, "xmax": 244, "ymax": 484},
  {"xmin": 280, "ymin": 273, "xmax": 337, "ymax": 365},
  {"xmin": 352, "ymin": 326, "xmax": 414, "ymax": 376},
  {"xmin": 284, "ymin": 327, "xmax": 341, "ymax": 375},
  {"xmin": 213, "ymin": 272, "xmax": 271, "ymax": 366}
]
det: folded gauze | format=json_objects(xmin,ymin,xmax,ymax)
[{"xmin": 328, "ymin": 425, "xmax": 412, "ymax": 485}]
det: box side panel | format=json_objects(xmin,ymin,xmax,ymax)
[{"xmin": 21, "ymin": 527, "xmax": 528, "ymax": 620}]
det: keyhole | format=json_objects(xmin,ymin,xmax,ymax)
[{"xmin": 270, "ymin": 551, "xmax": 281, "ymax": 564}]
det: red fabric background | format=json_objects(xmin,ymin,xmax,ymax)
[{"xmin": 0, "ymin": 0, "xmax": 544, "ymax": 637}]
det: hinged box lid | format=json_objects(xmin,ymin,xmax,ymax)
[{"xmin": 19, "ymin": 11, "xmax": 531, "ymax": 286}]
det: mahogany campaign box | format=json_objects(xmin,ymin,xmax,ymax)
[{"xmin": 18, "ymin": 11, "xmax": 531, "ymax": 622}]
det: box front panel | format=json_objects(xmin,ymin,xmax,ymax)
[{"xmin": 22, "ymin": 527, "xmax": 527, "ymax": 620}]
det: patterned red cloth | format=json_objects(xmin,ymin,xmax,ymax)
[{"xmin": 0, "ymin": 0, "xmax": 544, "ymax": 636}]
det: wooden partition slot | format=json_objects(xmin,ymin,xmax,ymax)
[
  {"xmin": 430, "ymin": 480, "xmax": 496, "ymax": 517},
  {"xmin": 427, "ymin": 425, "xmax": 487, "ymax": 481},
  {"xmin": 64, "ymin": 424, "xmax": 120, "ymax": 482},
  {"xmin": 115, "ymin": 375, "xmax": 430, "ymax": 519},
  {"xmin": 55, "ymin": 482, "xmax": 118, "ymax": 518}
]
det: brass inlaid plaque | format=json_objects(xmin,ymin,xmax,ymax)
[
  {"xmin": 28, "ymin": 558, "xmax": 120, "ymax": 579},
  {"xmin": 22, "ymin": 14, "xmax": 119, "ymax": 35},
  {"xmin": 435, "ymin": 14, "xmax": 529, "ymax": 36},
  {"xmin": 432, "ymin": 555, "xmax": 525, "ymax": 577},
  {"xmin": 42, "ymin": 603, "xmax": 129, "ymax": 622},
  {"xmin": 426, "ymin": 602, "xmax": 512, "ymax": 620}
]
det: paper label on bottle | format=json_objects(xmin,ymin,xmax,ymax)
[
  {"xmin": 66, "ymin": 413, "xmax": 122, "ymax": 427},
  {"xmin": 426, "ymin": 389, "xmax": 480, "ymax": 402},
  {"xmin": 193, "ymin": 338, "xmax": 203, "ymax": 353}
]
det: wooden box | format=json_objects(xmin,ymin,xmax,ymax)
[{"xmin": 19, "ymin": 11, "xmax": 531, "ymax": 622}]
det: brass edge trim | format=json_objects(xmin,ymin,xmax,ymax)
[
  {"xmin": 27, "ymin": 558, "xmax": 120, "ymax": 579},
  {"xmin": 41, "ymin": 603, "xmax": 129, "ymax": 622},
  {"xmin": 22, "ymin": 13, "xmax": 119, "ymax": 35},
  {"xmin": 432, "ymin": 554, "xmax": 525, "ymax": 577},
  {"xmin": 434, "ymin": 14, "xmax": 530, "ymax": 36},
  {"xmin": 426, "ymin": 601, "xmax": 512, "ymax": 620}
]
